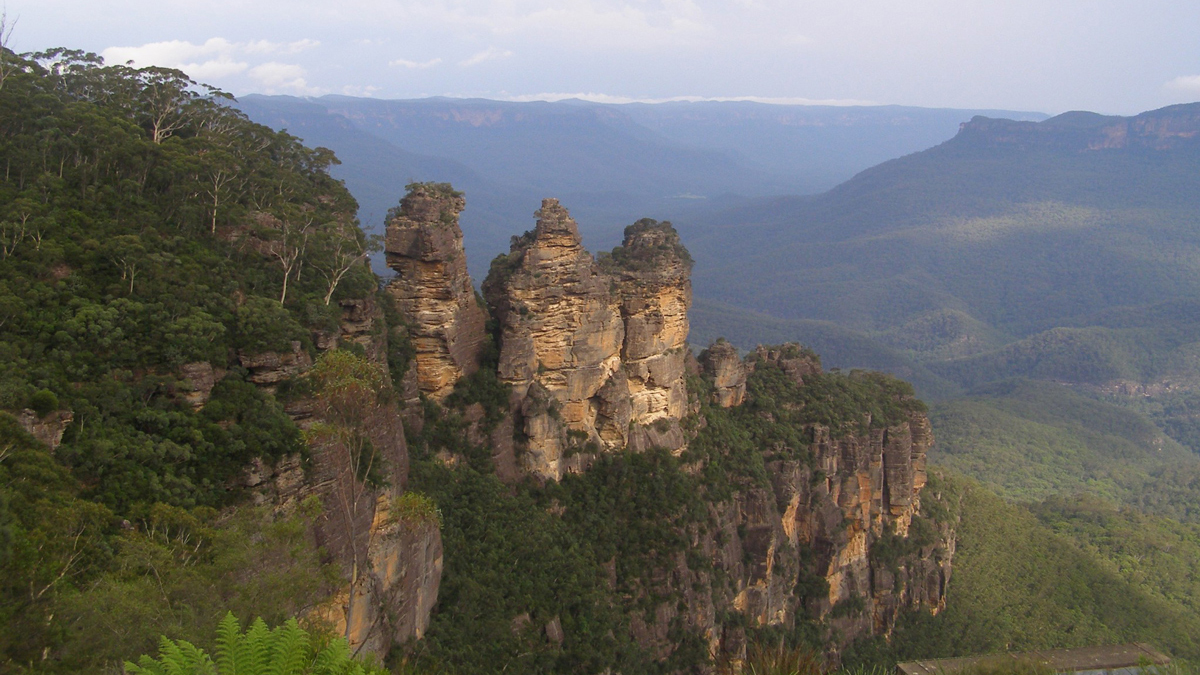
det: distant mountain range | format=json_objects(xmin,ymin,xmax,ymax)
[
  {"xmin": 236, "ymin": 95, "xmax": 1045, "ymax": 279},
  {"xmin": 685, "ymin": 103, "xmax": 1200, "ymax": 382}
]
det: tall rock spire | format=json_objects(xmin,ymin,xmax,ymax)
[
  {"xmin": 483, "ymin": 199, "xmax": 629, "ymax": 479},
  {"xmin": 606, "ymin": 219, "xmax": 692, "ymax": 451},
  {"xmin": 385, "ymin": 183, "xmax": 486, "ymax": 401}
]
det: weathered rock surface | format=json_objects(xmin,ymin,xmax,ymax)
[
  {"xmin": 238, "ymin": 280, "xmax": 442, "ymax": 661},
  {"xmin": 628, "ymin": 346, "xmax": 951, "ymax": 661},
  {"xmin": 483, "ymin": 199, "xmax": 629, "ymax": 479},
  {"xmin": 179, "ymin": 361, "xmax": 221, "ymax": 410},
  {"xmin": 238, "ymin": 340, "xmax": 313, "ymax": 388},
  {"xmin": 386, "ymin": 184, "xmax": 487, "ymax": 401},
  {"xmin": 608, "ymin": 219, "xmax": 692, "ymax": 446},
  {"xmin": 16, "ymin": 408, "xmax": 74, "ymax": 451},
  {"xmin": 699, "ymin": 341, "xmax": 747, "ymax": 408}
]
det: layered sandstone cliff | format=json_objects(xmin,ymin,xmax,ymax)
[
  {"xmin": 385, "ymin": 183, "xmax": 487, "ymax": 401},
  {"xmin": 641, "ymin": 344, "xmax": 952, "ymax": 661},
  {"xmin": 607, "ymin": 219, "xmax": 692, "ymax": 452},
  {"xmin": 483, "ymin": 199, "xmax": 629, "ymax": 478},
  {"xmin": 479, "ymin": 203, "xmax": 694, "ymax": 479},
  {"xmin": 381, "ymin": 188, "xmax": 952, "ymax": 666}
]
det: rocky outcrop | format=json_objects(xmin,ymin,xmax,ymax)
[
  {"xmin": 483, "ymin": 199, "xmax": 629, "ymax": 479},
  {"xmin": 607, "ymin": 219, "xmax": 692, "ymax": 449},
  {"xmin": 16, "ymin": 408, "xmax": 73, "ymax": 451},
  {"xmin": 699, "ymin": 341, "xmax": 747, "ymax": 408},
  {"xmin": 238, "ymin": 341, "xmax": 313, "ymax": 388},
  {"xmin": 479, "ymin": 204, "xmax": 696, "ymax": 478},
  {"xmin": 627, "ymin": 344, "xmax": 951, "ymax": 662},
  {"xmin": 234, "ymin": 277, "xmax": 441, "ymax": 661},
  {"xmin": 386, "ymin": 184, "xmax": 487, "ymax": 401},
  {"xmin": 247, "ymin": 388, "xmax": 442, "ymax": 658}
]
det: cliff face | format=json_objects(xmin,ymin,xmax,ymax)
[
  {"xmin": 385, "ymin": 189, "xmax": 952, "ymax": 668},
  {"xmin": 957, "ymin": 103, "xmax": 1200, "ymax": 152},
  {"xmin": 233, "ymin": 279, "xmax": 443, "ymax": 661},
  {"xmin": 385, "ymin": 184, "xmax": 487, "ymax": 401},
  {"xmin": 478, "ymin": 203, "xmax": 693, "ymax": 479},
  {"xmin": 608, "ymin": 219, "xmax": 692, "ymax": 451},
  {"xmin": 647, "ymin": 346, "xmax": 952, "ymax": 660},
  {"xmin": 483, "ymin": 199, "xmax": 629, "ymax": 479}
]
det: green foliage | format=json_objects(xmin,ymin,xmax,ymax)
[
  {"xmin": 126, "ymin": 612, "xmax": 387, "ymax": 674},
  {"xmin": 685, "ymin": 356, "xmax": 925, "ymax": 500},
  {"xmin": 392, "ymin": 492, "xmax": 441, "ymax": 528},
  {"xmin": 28, "ymin": 389, "xmax": 58, "ymax": 417},
  {"xmin": 886, "ymin": 473, "xmax": 1200, "ymax": 662},
  {"xmin": 724, "ymin": 643, "xmax": 824, "ymax": 675},
  {"xmin": 599, "ymin": 218, "xmax": 693, "ymax": 273},
  {"xmin": 375, "ymin": 290, "xmax": 417, "ymax": 390},
  {"xmin": 385, "ymin": 182, "xmax": 464, "ymax": 226},
  {"xmin": 928, "ymin": 379, "xmax": 1194, "ymax": 507},
  {"xmin": 236, "ymin": 296, "xmax": 308, "ymax": 354}
]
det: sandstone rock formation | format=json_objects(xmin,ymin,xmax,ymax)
[
  {"xmin": 607, "ymin": 219, "xmax": 692, "ymax": 449},
  {"xmin": 483, "ymin": 199, "xmax": 629, "ymax": 479},
  {"xmin": 630, "ymin": 345, "xmax": 950, "ymax": 661},
  {"xmin": 16, "ymin": 408, "xmax": 74, "ymax": 451},
  {"xmin": 235, "ymin": 276, "xmax": 443, "ymax": 661},
  {"xmin": 478, "ymin": 204, "xmax": 696, "ymax": 478},
  {"xmin": 386, "ymin": 183, "xmax": 487, "ymax": 401},
  {"xmin": 699, "ymin": 340, "xmax": 747, "ymax": 407}
]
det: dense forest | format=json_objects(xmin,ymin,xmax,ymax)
[{"xmin": 0, "ymin": 47, "xmax": 385, "ymax": 671}]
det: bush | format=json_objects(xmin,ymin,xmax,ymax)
[{"xmin": 29, "ymin": 389, "xmax": 58, "ymax": 417}]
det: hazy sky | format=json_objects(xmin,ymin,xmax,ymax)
[{"xmin": 9, "ymin": 0, "xmax": 1200, "ymax": 114}]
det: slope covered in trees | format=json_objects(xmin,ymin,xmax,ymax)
[{"xmin": 0, "ymin": 47, "xmax": 385, "ymax": 671}]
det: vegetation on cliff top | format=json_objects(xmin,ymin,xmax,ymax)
[{"xmin": 0, "ymin": 46, "xmax": 378, "ymax": 671}]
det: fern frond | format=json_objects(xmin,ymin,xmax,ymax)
[
  {"xmin": 214, "ymin": 612, "xmax": 242, "ymax": 674},
  {"xmin": 242, "ymin": 616, "xmax": 272, "ymax": 674},
  {"xmin": 266, "ymin": 619, "xmax": 311, "ymax": 675}
]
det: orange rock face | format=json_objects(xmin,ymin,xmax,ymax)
[{"xmin": 385, "ymin": 184, "xmax": 487, "ymax": 401}]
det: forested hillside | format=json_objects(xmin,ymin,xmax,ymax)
[{"xmin": 0, "ymin": 47, "xmax": 392, "ymax": 671}]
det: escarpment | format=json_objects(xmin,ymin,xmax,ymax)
[
  {"xmin": 385, "ymin": 183, "xmax": 487, "ymax": 401},
  {"xmin": 234, "ymin": 277, "xmax": 443, "ymax": 660}
]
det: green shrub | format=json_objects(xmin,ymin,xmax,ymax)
[{"xmin": 28, "ymin": 389, "xmax": 58, "ymax": 417}]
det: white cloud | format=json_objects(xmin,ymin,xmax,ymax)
[
  {"xmin": 460, "ymin": 47, "xmax": 513, "ymax": 67},
  {"xmin": 1166, "ymin": 75, "xmax": 1200, "ymax": 94},
  {"xmin": 101, "ymin": 37, "xmax": 319, "ymax": 86},
  {"xmin": 249, "ymin": 62, "xmax": 323, "ymax": 95},
  {"xmin": 390, "ymin": 57, "xmax": 443, "ymax": 69},
  {"xmin": 244, "ymin": 39, "xmax": 321, "ymax": 55}
]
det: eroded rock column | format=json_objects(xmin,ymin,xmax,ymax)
[
  {"xmin": 483, "ymin": 199, "xmax": 628, "ymax": 479},
  {"xmin": 608, "ymin": 219, "xmax": 692, "ymax": 452},
  {"xmin": 385, "ymin": 184, "xmax": 487, "ymax": 401}
]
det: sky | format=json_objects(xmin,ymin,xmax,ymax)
[{"xmin": 7, "ymin": 0, "xmax": 1200, "ymax": 115}]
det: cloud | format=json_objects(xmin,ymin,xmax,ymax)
[
  {"xmin": 244, "ymin": 39, "xmax": 321, "ymax": 55},
  {"xmin": 101, "ymin": 38, "xmax": 319, "ymax": 85},
  {"xmin": 1166, "ymin": 75, "xmax": 1200, "ymax": 94},
  {"xmin": 249, "ymin": 62, "xmax": 323, "ymax": 95},
  {"xmin": 460, "ymin": 47, "xmax": 513, "ymax": 67},
  {"xmin": 390, "ymin": 57, "xmax": 443, "ymax": 69}
]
